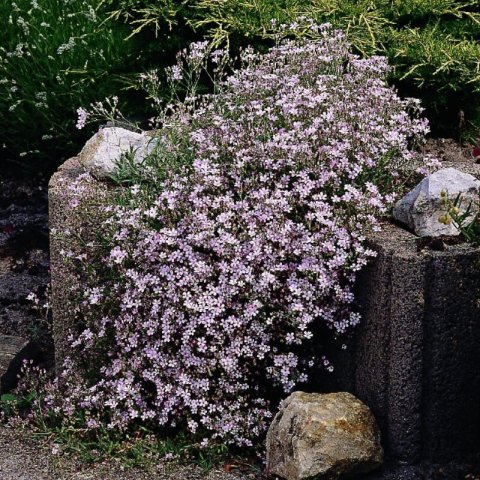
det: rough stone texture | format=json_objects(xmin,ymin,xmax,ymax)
[
  {"xmin": 266, "ymin": 391, "xmax": 383, "ymax": 480},
  {"xmin": 79, "ymin": 127, "xmax": 156, "ymax": 180},
  {"xmin": 0, "ymin": 335, "xmax": 38, "ymax": 393},
  {"xmin": 49, "ymin": 157, "xmax": 115, "ymax": 370},
  {"xmin": 331, "ymin": 222, "xmax": 480, "ymax": 463},
  {"xmin": 393, "ymin": 167, "xmax": 480, "ymax": 237}
]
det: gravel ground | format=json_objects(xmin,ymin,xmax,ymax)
[{"xmin": 0, "ymin": 427, "xmax": 254, "ymax": 480}]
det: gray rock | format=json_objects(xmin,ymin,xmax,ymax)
[
  {"xmin": 78, "ymin": 127, "xmax": 156, "ymax": 180},
  {"xmin": 0, "ymin": 272, "xmax": 47, "ymax": 303},
  {"xmin": 266, "ymin": 391, "xmax": 383, "ymax": 480},
  {"xmin": 393, "ymin": 167, "xmax": 480, "ymax": 237}
]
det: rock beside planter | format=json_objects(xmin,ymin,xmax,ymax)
[
  {"xmin": 393, "ymin": 167, "xmax": 480, "ymax": 237},
  {"xmin": 79, "ymin": 127, "xmax": 156, "ymax": 180},
  {"xmin": 266, "ymin": 391, "xmax": 383, "ymax": 480}
]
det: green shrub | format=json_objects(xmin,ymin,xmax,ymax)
[{"xmin": 0, "ymin": 0, "xmax": 140, "ymax": 172}]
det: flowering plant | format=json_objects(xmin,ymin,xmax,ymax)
[
  {"xmin": 439, "ymin": 190, "xmax": 480, "ymax": 245},
  {"xmin": 51, "ymin": 25, "xmax": 433, "ymax": 447}
]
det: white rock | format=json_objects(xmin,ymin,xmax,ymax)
[
  {"xmin": 393, "ymin": 167, "xmax": 480, "ymax": 237},
  {"xmin": 266, "ymin": 392, "xmax": 383, "ymax": 480},
  {"xmin": 78, "ymin": 127, "xmax": 156, "ymax": 180}
]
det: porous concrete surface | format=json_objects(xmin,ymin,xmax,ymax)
[
  {"xmin": 49, "ymin": 156, "xmax": 114, "ymax": 369},
  {"xmin": 332, "ymin": 222, "xmax": 480, "ymax": 463},
  {"xmin": 0, "ymin": 427, "xmax": 252, "ymax": 480}
]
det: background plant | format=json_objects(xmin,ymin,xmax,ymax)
[
  {"xmin": 0, "ymin": 0, "xmax": 141, "ymax": 172},
  {"xmin": 4, "ymin": 0, "xmax": 479, "ymax": 172},
  {"xmin": 45, "ymin": 27, "xmax": 434, "ymax": 449}
]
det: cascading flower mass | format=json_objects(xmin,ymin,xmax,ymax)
[{"xmin": 55, "ymin": 25, "xmax": 432, "ymax": 447}]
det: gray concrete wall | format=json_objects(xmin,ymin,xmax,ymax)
[
  {"xmin": 48, "ymin": 157, "xmax": 114, "ymax": 370},
  {"xmin": 345, "ymin": 225, "xmax": 480, "ymax": 462}
]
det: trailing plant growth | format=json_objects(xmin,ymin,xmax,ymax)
[{"xmin": 43, "ymin": 26, "xmax": 435, "ymax": 448}]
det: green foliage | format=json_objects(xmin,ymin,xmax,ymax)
[
  {"xmin": 4, "ymin": 0, "xmax": 479, "ymax": 172},
  {"xmin": 100, "ymin": 0, "xmax": 191, "ymax": 36},
  {"xmin": 0, "ymin": 0, "xmax": 140, "ymax": 172},
  {"xmin": 1, "ymin": 393, "xmax": 233, "ymax": 470},
  {"xmin": 441, "ymin": 191, "xmax": 480, "ymax": 245},
  {"xmin": 0, "ymin": 393, "xmax": 19, "ymax": 418},
  {"xmin": 0, "ymin": 392, "xmax": 36, "ymax": 419},
  {"xmin": 32, "ymin": 423, "xmax": 232, "ymax": 469}
]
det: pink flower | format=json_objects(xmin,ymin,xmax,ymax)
[
  {"xmin": 76, "ymin": 107, "xmax": 88, "ymax": 130},
  {"xmin": 46, "ymin": 26, "xmax": 436, "ymax": 448}
]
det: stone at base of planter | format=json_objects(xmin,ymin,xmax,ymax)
[
  {"xmin": 266, "ymin": 391, "xmax": 383, "ymax": 480},
  {"xmin": 0, "ymin": 335, "xmax": 38, "ymax": 393}
]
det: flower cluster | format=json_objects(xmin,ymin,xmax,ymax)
[{"xmin": 52, "ymin": 27, "xmax": 432, "ymax": 447}]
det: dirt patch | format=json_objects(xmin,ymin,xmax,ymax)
[
  {"xmin": 422, "ymin": 138, "xmax": 477, "ymax": 165},
  {"xmin": 0, "ymin": 427, "xmax": 255, "ymax": 480}
]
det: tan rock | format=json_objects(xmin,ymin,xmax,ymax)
[{"xmin": 266, "ymin": 391, "xmax": 383, "ymax": 479}]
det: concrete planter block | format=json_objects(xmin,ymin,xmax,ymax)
[
  {"xmin": 49, "ymin": 157, "xmax": 115, "ymax": 369},
  {"xmin": 338, "ymin": 223, "xmax": 480, "ymax": 463}
]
